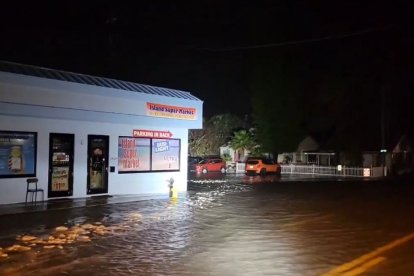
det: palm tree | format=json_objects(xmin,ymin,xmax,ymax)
[{"xmin": 229, "ymin": 129, "xmax": 256, "ymax": 161}]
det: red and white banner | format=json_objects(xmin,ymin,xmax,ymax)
[{"xmin": 133, "ymin": 129, "xmax": 173, "ymax": 139}]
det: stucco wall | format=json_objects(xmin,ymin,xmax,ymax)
[
  {"xmin": 0, "ymin": 70, "xmax": 202, "ymax": 204},
  {"xmin": 0, "ymin": 71, "xmax": 203, "ymax": 129},
  {"xmin": 0, "ymin": 114, "xmax": 189, "ymax": 204}
]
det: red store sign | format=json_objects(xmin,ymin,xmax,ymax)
[{"xmin": 133, "ymin": 129, "xmax": 173, "ymax": 139}]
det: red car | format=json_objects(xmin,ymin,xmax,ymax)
[{"xmin": 194, "ymin": 158, "xmax": 227, "ymax": 174}]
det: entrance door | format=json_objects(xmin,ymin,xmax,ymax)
[
  {"xmin": 87, "ymin": 135, "xmax": 109, "ymax": 195},
  {"xmin": 48, "ymin": 133, "xmax": 74, "ymax": 198}
]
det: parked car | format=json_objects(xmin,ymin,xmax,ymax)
[
  {"xmin": 188, "ymin": 156, "xmax": 203, "ymax": 172},
  {"xmin": 245, "ymin": 157, "xmax": 281, "ymax": 175},
  {"xmin": 188, "ymin": 156, "xmax": 203, "ymax": 166},
  {"xmin": 194, "ymin": 157, "xmax": 227, "ymax": 174}
]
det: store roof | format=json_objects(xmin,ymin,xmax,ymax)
[{"xmin": 0, "ymin": 60, "xmax": 201, "ymax": 101}]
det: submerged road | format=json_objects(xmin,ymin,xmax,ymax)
[{"xmin": 0, "ymin": 174, "xmax": 414, "ymax": 275}]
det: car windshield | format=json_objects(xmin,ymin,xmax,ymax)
[
  {"xmin": 188, "ymin": 157, "xmax": 201, "ymax": 164},
  {"xmin": 199, "ymin": 160, "xmax": 208, "ymax": 164},
  {"xmin": 247, "ymin": 160, "xmax": 259, "ymax": 165}
]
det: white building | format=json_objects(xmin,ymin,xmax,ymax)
[{"xmin": 0, "ymin": 61, "xmax": 203, "ymax": 204}]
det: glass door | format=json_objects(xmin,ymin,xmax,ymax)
[
  {"xmin": 87, "ymin": 135, "xmax": 109, "ymax": 195},
  {"xmin": 48, "ymin": 133, "xmax": 74, "ymax": 198}
]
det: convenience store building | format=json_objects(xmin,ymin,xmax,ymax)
[{"xmin": 0, "ymin": 61, "xmax": 203, "ymax": 204}]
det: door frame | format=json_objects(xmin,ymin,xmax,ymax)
[
  {"xmin": 87, "ymin": 135, "xmax": 109, "ymax": 195},
  {"xmin": 48, "ymin": 133, "xmax": 74, "ymax": 198}
]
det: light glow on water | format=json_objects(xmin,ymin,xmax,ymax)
[{"xmin": 1, "ymin": 176, "xmax": 414, "ymax": 275}]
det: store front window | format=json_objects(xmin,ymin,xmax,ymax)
[
  {"xmin": 118, "ymin": 137, "xmax": 180, "ymax": 173},
  {"xmin": 0, "ymin": 131, "xmax": 37, "ymax": 178}
]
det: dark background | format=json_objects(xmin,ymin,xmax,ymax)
[{"xmin": 0, "ymin": 1, "xmax": 413, "ymax": 133}]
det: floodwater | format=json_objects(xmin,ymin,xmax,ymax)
[{"xmin": 1, "ymin": 174, "xmax": 414, "ymax": 275}]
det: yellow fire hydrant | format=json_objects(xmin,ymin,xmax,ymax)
[{"xmin": 168, "ymin": 177, "xmax": 178, "ymax": 198}]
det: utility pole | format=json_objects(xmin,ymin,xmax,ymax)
[
  {"xmin": 380, "ymin": 85, "xmax": 387, "ymax": 176},
  {"xmin": 381, "ymin": 86, "xmax": 386, "ymax": 152}
]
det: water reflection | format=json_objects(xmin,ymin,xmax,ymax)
[
  {"xmin": 188, "ymin": 171, "xmax": 227, "ymax": 180},
  {"xmin": 2, "ymin": 177, "xmax": 414, "ymax": 275},
  {"xmin": 188, "ymin": 172, "xmax": 281, "ymax": 185},
  {"xmin": 242, "ymin": 174, "xmax": 281, "ymax": 184}
]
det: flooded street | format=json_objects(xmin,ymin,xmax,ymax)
[{"xmin": 1, "ymin": 174, "xmax": 414, "ymax": 275}]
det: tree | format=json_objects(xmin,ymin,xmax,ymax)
[
  {"xmin": 249, "ymin": 56, "xmax": 306, "ymax": 155},
  {"xmin": 189, "ymin": 113, "xmax": 243, "ymax": 156},
  {"xmin": 229, "ymin": 129, "xmax": 256, "ymax": 161},
  {"xmin": 188, "ymin": 127, "xmax": 208, "ymax": 157}
]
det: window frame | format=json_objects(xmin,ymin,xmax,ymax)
[
  {"xmin": 0, "ymin": 130, "xmax": 37, "ymax": 178},
  {"xmin": 117, "ymin": 136, "xmax": 181, "ymax": 173}
]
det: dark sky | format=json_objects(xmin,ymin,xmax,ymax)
[{"xmin": 0, "ymin": 1, "xmax": 413, "ymax": 118}]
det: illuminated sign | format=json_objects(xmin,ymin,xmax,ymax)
[
  {"xmin": 146, "ymin": 102, "xmax": 197, "ymax": 120},
  {"xmin": 151, "ymin": 139, "xmax": 180, "ymax": 171},
  {"xmin": 118, "ymin": 137, "xmax": 180, "ymax": 173},
  {"xmin": 133, "ymin": 129, "xmax": 173, "ymax": 139},
  {"xmin": 154, "ymin": 141, "xmax": 169, "ymax": 153},
  {"xmin": 118, "ymin": 137, "xmax": 151, "ymax": 172}
]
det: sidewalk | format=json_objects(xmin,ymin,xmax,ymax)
[{"xmin": 0, "ymin": 194, "xmax": 169, "ymax": 217}]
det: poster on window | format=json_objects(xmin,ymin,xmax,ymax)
[
  {"xmin": 51, "ymin": 166, "xmax": 69, "ymax": 191},
  {"xmin": 151, "ymin": 139, "xmax": 180, "ymax": 171},
  {"xmin": 118, "ymin": 137, "xmax": 150, "ymax": 172},
  {"xmin": 0, "ymin": 131, "xmax": 37, "ymax": 178}
]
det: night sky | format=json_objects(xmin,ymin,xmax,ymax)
[{"xmin": 0, "ymin": 1, "xmax": 413, "ymax": 120}]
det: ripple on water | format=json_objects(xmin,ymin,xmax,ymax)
[{"xmin": 1, "ymin": 177, "xmax": 410, "ymax": 275}]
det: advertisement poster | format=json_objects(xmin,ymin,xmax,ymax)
[
  {"xmin": 151, "ymin": 139, "xmax": 180, "ymax": 171},
  {"xmin": 51, "ymin": 166, "xmax": 69, "ymax": 191},
  {"xmin": 146, "ymin": 102, "xmax": 197, "ymax": 120},
  {"xmin": 0, "ymin": 131, "xmax": 36, "ymax": 178},
  {"xmin": 118, "ymin": 137, "xmax": 150, "ymax": 172}
]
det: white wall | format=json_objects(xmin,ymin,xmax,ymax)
[
  {"xmin": 0, "ymin": 69, "xmax": 203, "ymax": 204},
  {"xmin": 0, "ymin": 71, "xmax": 203, "ymax": 129},
  {"xmin": 0, "ymin": 115, "xmax": 189, "ymax": 204}
]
